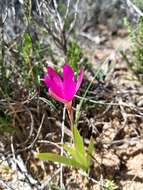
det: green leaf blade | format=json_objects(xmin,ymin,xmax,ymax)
[
  {"xmin": 72, "ymin": 126, "xmax": 88, "ymax": 170},
  {"xmin": 35, "ymin": 153, "xmax": 86, "ymax": 171},
  {"xmin": 72, "ymin": 126, "xmax": 86, "ymax": 157},
  {"xmin": 87, "ymin": 137, "xmax": 94, "ymax": 166}
]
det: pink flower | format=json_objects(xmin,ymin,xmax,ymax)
[{"xmin": 43, "ymin": 64, "xmax": 84, "ymax": 103}]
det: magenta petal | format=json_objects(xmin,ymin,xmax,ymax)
[
  {"xmin": 75, "ymin": 69, "xmax": 84, "ymax": 92},
  {"xmin": 63, "ymin": 64, "xmax": 74, "ymax": 81},
  {"xmin": 44, "ymin": 75, "xmax": 64, "ymax": 100},
  {"xmin": 43, "ymin": 67, "xmax": 65, "ymax": 100},
  {"xmin": 63, "ymin": 64, "xmax": 76, "ymax": 101},
  {"xmin": 64, "ymin": 82, "xmax": 76, "ymax": 101},
  {"xmin": 49, "ymin": 89, "xmax": 67, "ymax": 103},
  {"xmin": 48, "ymin": 67, "xmax": 63, "ymax": 89},
  {"xmin": 43, "ymin": 75, "xmax": 52, "ymax": 87}
]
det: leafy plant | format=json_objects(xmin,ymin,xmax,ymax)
[
  {"xmin": 105, "ymin": 179, "xmax": 118, "ymax": 190},
  {"xmin": 18, "ymin": 32, "xmax": 44, "ymax": 89},
  {"xmin": 132, "ymin": 0, "xmax": 143, "ymax": 10},
  {"xmin": 0, "ymin": 115, "xmax": 15, "ymax": 134},
  {"xmin": 36, "ymin": 126, "xmax": 94, "ymax": 172},
  {"xmin": 123, "ymin": 16, "xmax": 143, "ymax": 81},
  {"xmin": 131, "ymin": 17, "xmax": 143, "ymax": 74},
  {"xmin": 21, "ymin": 33, "xmax": 32, "ymax": 64},
  {"xmin": 67, "ymin": 41, "xmax": 83, "ymax": 73},
  {"xmin": 57, "ymin": 2, "xmax": 67, "ymax": 17},
  {"xmin": 48, "ymin": 182, "xmax": 67, "ymax": 190}
]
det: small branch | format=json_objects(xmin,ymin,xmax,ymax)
[
  {"xmin": 38, "ymin": 140, "xmax": 62, "ymax": 151},
  {"xmin": 0, "ymin": 180, "xmax": 15, "ymax": 190},
  {"xmin": 79, "ymin": 171, "xmax": 106, "ymax": 188},
  {"xmin": 53, "ymin": 0, "xmax": 63, "ymax": 31},
  {"xmin": 67, "ymin": 0, "xmax": 80, "ymax": 38},
  {"xmin": 64, "ymin": 0, "xmax": 71, "ymax": 20},
  {"xmin": 60, "ymin": 106, "xmax": 66, "ymax": 188},
  {"xmin": 30, "ymin": 113, "xmax": 45, "ymax": 148},
  {"xmin": 120, "ymin": 50, "xmax": 132, "ymax": 68},
  {"xmin": 126, "ymin": 0, "xmax": 143, "ymax": 17},
  {"xmin": 75, "ymin": 95, "xmax": 137, "ymax": 110},
  {"xmin": 0, "ymin": 7, "xmax": 8, "ymax": 93}
]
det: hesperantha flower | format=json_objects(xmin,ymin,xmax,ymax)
[{"xmin": 43, "ymin": 64, "xmax": 84, "ymax": 104}]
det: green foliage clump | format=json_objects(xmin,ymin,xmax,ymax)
[
  {"xmin": 105, "ymin": 179, "xmax": 118, "ymax": 190},
  {"xmin": 124, "ymin": 16, "xmax": 143, "ymax": 80},
  {"xmin": 67, "ymin": 41, "xmax": 83, "ymax": 72},
  {"xmin": 0, "ymin": 114, "xmax": 14, "ymax": 134},
  {"xmin": 21, "ymin": 33, "xmax": 32, "ymax": 63},
  {"xmin": 67, "ymin": 40, "xmax": 93, "ymax": 76},
  {"xmin": 57, "ymin": 2, "xmax": 67, "ymax": 17},
  {"xmin": 132, "ymin": 0, "xmax": 143, "ymax": 11},
  {"xmin": 130, "ymin": 17, "xmax": 143, "ymax": 75},
  {"xmin": 48, "ymin": 182, "xmax": 66, "ymax": 190},
  {"xmin": 19, "ymin": 32, "xmax": 44, "ymax": 89}
]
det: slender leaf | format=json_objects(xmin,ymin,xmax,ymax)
[
  {"xmin": 72, "ymin": 126, "xmax": 87, "ymax": 168},
  {"xmin": 35, "ymin": 153, "xmax": 86, "ymax": 170},
  {"xmin": 87, "ymin": 136, "xmax": 94, "ymax": 166},
  {"xmin": 72, "ymin": 126, "xmax": 86, "ymax": 156},
  {"xmin": 63, "ymin": 144, "xmax": 76, "ymax": 158}
]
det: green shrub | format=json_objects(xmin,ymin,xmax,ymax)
[
  {"xmin": 67, "ymin": 41, "xmax": 83, "ymax": 73},
  {"xmin": 130, "ymin": 17, "xmax": 143, "ymax": 75},
  {"xmin": 132, "ymin": 0, "xmax": 143, "ymax": 11},
  {"xmin": 124, "ymin": 16, "xmax": 143, "ymax": 81}
]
